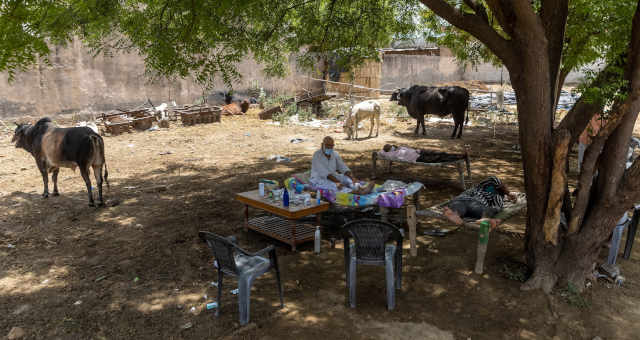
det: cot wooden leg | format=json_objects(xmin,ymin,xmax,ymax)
[
  {"xmin": 387, "ymin": 161, "xmax": 392, "ymax": 174},
  {"xmin": 465, "ymin": 155, "xmax": 472, "ymax": 180},
  {"xmin": 380, "ymin": 207, "xmax": 390, "ymax": 223},
  {"xmin": 457, "ymin": 162, "xmax": 466, "ymax": 189},
  {"xmin": 407, "ymin": 205, "xmax": 417, "ymax": 257}
]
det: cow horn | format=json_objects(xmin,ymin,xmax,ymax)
[{"xmin": 14, "ymin": 122, "xmax": 20, "ymax": 127}]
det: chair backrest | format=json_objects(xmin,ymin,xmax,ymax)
[
  {"xmin": 198, "ymin": 231, "xmax": 238, "ymax": 274},
  {"xmin": 342, "ymin": 219, "xmax": 402, "ymax": 262}
]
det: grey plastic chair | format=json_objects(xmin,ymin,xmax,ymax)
[
  {"xmin": 341, "ymin": 219, "xmax": 404, "ymax": 310},
  {"xmin": 199, "ymin": 231, "xmax": 283, "ymax": 325}
]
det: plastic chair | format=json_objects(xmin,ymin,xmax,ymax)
[
  {"xmin": 198, "ymin": 231, "xmax": 284, "ymax": 325},
  {"xmin": 623, "ymin": 207, "xmax": 640, "ymax": 259},
  {"xmin": 341, "ymin": 219, "xmax": 404, "ymax": 310}
]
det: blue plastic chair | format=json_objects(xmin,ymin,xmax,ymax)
[
  {"xmin": 341, "ymin": 219, "xmax": 404, "ymax": 310},
  {"xmin": 199, "ymin": 231, "xmax": 284, "ymax": 325}
]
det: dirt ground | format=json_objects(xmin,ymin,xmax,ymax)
[{"xmin": 1, "ymin": 99, "xmax": 640, "ymax": 340}]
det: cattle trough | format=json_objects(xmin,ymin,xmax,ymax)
[
  {"xmin": 175, "ymin": 105, "xmax": 222, "ymax": 126},
  {"xmin": 257, "ymin": 88, "xmax": 335, "ymax": 120},
  {"xmin": 101, "ymin": 109, "xmax": 156, "ymax": 136}
]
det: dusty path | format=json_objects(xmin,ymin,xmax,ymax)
[{"xmin": 1, "ymin": 107, "xmax": 639, "ymax": 339}]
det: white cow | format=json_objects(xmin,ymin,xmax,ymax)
[{"xmin": 344, "ymin": 100, "xmax": 381, "ymax": 140}]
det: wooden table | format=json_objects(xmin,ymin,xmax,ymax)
[{"xmin": 236, "ymin": 190, "xmax": 330, "ymax": 251}]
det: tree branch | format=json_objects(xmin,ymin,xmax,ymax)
[
  {"xmin": 594, "ymin": 1, "xmax": 640, "ymax": 201},
  {"xmin": 540, "ymin": 0, "xmax": 569, "ymax": 120},
  {"xmin": 616, "ymin": 157, "xmax": 640, "ymax": 207},
  {"xmin": 419, "ymin": 0, "xmax": 516, "ymax": 68},
  {"xmin": 569, "ymin": 135, "xmax": 606, "ymax": 234},
  {"xmin": 484, "ymin": 0, "xmax": 517, "ymax": 36},
  {"xmin": 462, "ymin": 0, "xmax": 489, "ymax": 23},
  {"xmin": 543, "ymin": 129, "xmax": 570, "ymax": 244},
  {"xmin": 556, "ymin": 58, "xmax": 625, "ymax": 146}
]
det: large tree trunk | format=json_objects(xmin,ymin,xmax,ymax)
[
  {"xmin": 510, "ymin": 56, "xmax": 559, "ymax": 292},
  {"xmin": 421, "ymin": 0, "xmax": 640, "ymax": 293}
]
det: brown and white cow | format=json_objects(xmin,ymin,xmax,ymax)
[
  {"xmin": 221, "ymin": 102, "xmax": 244, "ymax": 115},
  {"xmin": 12, "ymin": 117, "xmax": 109, "ymax": 207}
]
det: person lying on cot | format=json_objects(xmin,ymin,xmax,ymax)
[
  {"xmin": 442, "ymin": 176, "xmax": 518, "ymax": 229},
  {"xmin": 381, "ymin": 144, "xmax": 468, "ymax": 163},
  {"xmin": 310, "ymin": 136, "xmax": 375, "ymax": 194}
]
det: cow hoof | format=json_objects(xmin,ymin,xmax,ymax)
[
  {"xmin": 97, "ymin": 202, "xmax": 105, "ymax": 207},
  {"xmin": 52, "ymin": 192, "xmax": 60, "ymax": 197},
  {"xmin": 88, "ymin": 202, "xmax": 95, "ymax": 207},
  {"xmin": 42, "ymin": 193, "xmax": 49, "ymax": 198}
]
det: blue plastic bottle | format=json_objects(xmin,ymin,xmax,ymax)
[{"xmin": 283, "ymin": 188, "xmax": 290, "ymax": 207}]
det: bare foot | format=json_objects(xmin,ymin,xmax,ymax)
[
  {"xmin": 443, "ymin": 207, "xmax": 464, "ymax": 225},
  {"xmin": 361, "ymin": 182, "xmax": 375, "ymax": 194},
  {"xmin": 489, "ymin": 219, "xmax": 502, "ymax": 229},
  {"xmin": 351, "ymin": 182, "xmax": 375, "ymax": 195}
]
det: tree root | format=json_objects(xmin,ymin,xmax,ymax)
[{"xmin": 521, "ymin": 269, "xmax": 558, "ymax": 293}]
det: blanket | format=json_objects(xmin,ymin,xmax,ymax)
[
  {"xmin": 377, "ymin": 150, "xmax": 467, "ymax": 164},
  {"xmin": 286, "ymin": 171, "xmax": 423, "ymax": 208}
]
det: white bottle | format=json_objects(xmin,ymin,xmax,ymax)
[{"xmin": 314, "ymin": 226, "xmax": 321, "ymax": 255}]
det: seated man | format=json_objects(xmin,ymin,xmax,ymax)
[
  {"xmin": 381, "ymin": 144, "xmax": 467, "ymax": 163},
  {"xmin": 311, "ymin": 136, "xmax": 374, "ymax": 194},
  {"xmin": 442, "ymin": 176, "xmax": 517, "ymax": 229}
]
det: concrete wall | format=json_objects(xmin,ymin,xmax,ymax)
[
  {"xmin": 0, "ymin": 40, "xmax": 317, "ymax": 118},
  {"xmin": 1, "ymin": 39, "xmax": 591, "ymax": 118},
  {"xmin": 381, "ymin": 55, "xmax": 464, "ymax": 89},
  {"xmin": 381, "ymin": 52, "xmax": 588, "ymax": 89}
]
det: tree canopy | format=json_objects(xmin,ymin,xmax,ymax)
[
  {"xmin": 2, "ymin": 0, "xmax": 640, "ymax": 292},
  {"xmin": 0, "ymin": 0, "xmax": 419, "ymax": 87}
]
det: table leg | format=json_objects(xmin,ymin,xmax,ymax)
[
  {"xmin": 290, "ymin": 219, "xmax": 297, "ymax": 251},
  {"xmin": 407, "ymin": 204, "xmax": 417, "ymax": 257},
  {"xmin": 244, "ymin": 205, "xmax": 249, "ymax": 232}
]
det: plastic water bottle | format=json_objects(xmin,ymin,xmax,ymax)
[
  {"xmin": 314, "ymin": 227, "xmax": 321, "ymax": 254},
  {"xmin": 475, "ymin": 220, "xmax": 491, "ymax": 274},
  {"xmin": 283, "ymin": 187, "xmax": 289, "ymax": 207},
  {"xmin": 258, "ymin": 182, "xmax": 265, "ymax": 196},
  {"xmin": 316, "ymin": 189, "xmax": 322, "ymax": 205}
]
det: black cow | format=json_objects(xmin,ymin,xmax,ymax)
[
  {"xmin": 12, "ymin": 118, "xmax": 109, "ymax": 207},
  {"xmin": 225, "ymin": 92, "xmax": 258, "ymax": 105},
  {"xmin": 207, "ymin": 91, "xmax": 229, "ymax": 106},
  {"xmin": 391, "ymin": 85, "xmax": 470, "ymax": 138}
]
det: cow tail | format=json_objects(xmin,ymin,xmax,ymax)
[
  {"xmin": 103, "ymin": 158, "xmax": 110, "ymax": 189},
  {"xmin": 465, "ymin": 98, "xmax": 470, "ymax": 125},
  {"xmin": 91, "ymin": 134, "xmax": 110, "ymax": 189}
]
